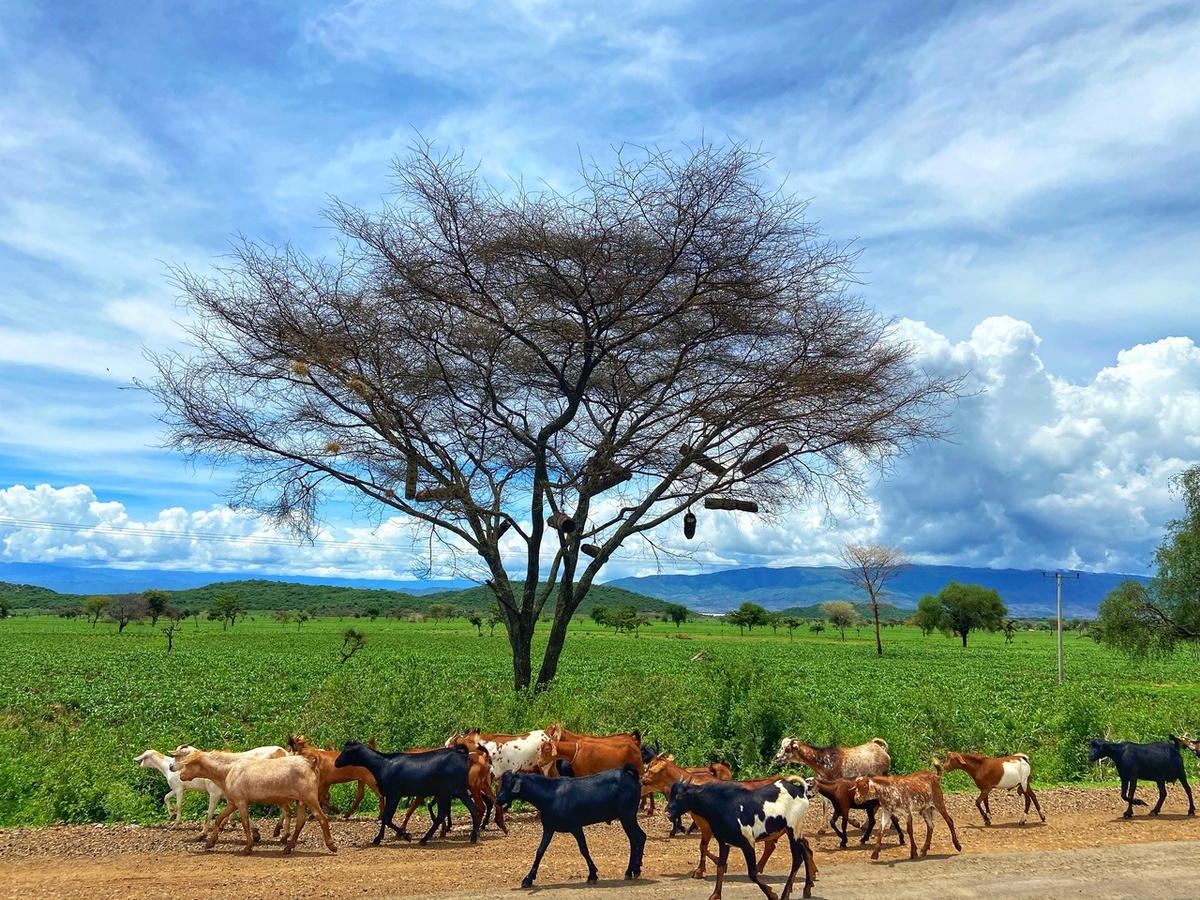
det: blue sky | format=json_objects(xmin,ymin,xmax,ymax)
[{"xmin": 1, "ymin": 0, "xmax": 1197, "ymax": 585}]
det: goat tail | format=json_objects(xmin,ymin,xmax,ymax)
[
  {"xmin": 931, "ymin": 757, "xmax": 944, "ymax": 776},
  {"xmin": 871, "ymin": 738, "xmax": 889, "ymax": 751}
]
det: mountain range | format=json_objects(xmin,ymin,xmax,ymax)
[{"xmin": 0, "ymin": 560, "xmax": 1149, "ymax": 617}]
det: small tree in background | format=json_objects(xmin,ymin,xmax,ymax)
[
  {"xmin": 0, "ymin": 596, "xmax": 11, "ymax": 619},
  {"xmin": 916, "ymin": 582, "xmax": 1008, "ymax": 647},
  {"xmin": 468, "ymin": 614, "xmax": 484, "ymax": 636},
  {"xmin": 782, "ymin": 616, "xmax": 802, "ymax": 640},
  {"xmin": 840, "ymin": 543, "xmax": 909, "ymax": 656},
  {"xmin": 808, "ymin": 620, "xmax": 826, "ymax": 635},
  {"xmin": 83, "ymin": 595, "xmax": 110, "ymax": 628},
  {"xmin": 141, "ymin": 589, "xmax": 172, "ymax": 626},
  {"xmin": 822, "ymin": 600, "xmax": 857, "ymax": 641},
  {"xmin": 161, "ymin": 606, "xmax": 183, "ymax": 652},
  {"xmin": 209, "ymin": 592, "xmax": 244, "ymax": 630},
  {"xmin": 107, "ymin": 593, "xmax": 148, "ymax": 633},
  {"xmin": 339, "ymin": 628, "xmax": 368, "ymax": 665},
  {"xmin": 664, "ymin": 603, "xmax": 689, "ymax": 630}
]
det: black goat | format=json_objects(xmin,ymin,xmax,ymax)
[
  {"xmin": 666, "ymin": 778, "xmax": 816, "ymax": 900},
  {"xmin": 496, "ymin": 764, "xmax": 645, "ymax": 887},
  {"xmin": 334, "ymin": 740, "xmax": 479, "ymax": 845},
  {"xmin": 1088, "ymin": 737, "xmax": 1196, "ymax": 818},
  {"xmin": 812, "ymin": 777, "xmax": 905, "ymax": 848}
]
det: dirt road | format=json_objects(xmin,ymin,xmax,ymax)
[{"xmin": 3, "ymin": 786, "xmax": 1198, "ymax": 899}]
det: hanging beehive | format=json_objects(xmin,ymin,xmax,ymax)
[
  {"xmin": 680, "ymin": 444, "xmax": 728, "ymax": 477},
  {"xmin": 547, "ymin": 512, "xmax": 576, "ymax": 535},
  {"xmin": 581, "ymin": 543, "xmax": 602, "ymax": 558},
  {"xmin": 741, "ymin": 444, "xmax": 790, "ymax": 476},
  {"xmin": 414, "ymin": 486, "xmax": 458, "ymax": 502},
  {"xmin": 683, "ymin": 510, "xmax": 697, "ymax": 539},
  {"xmin": 580, "ymin": 460, "xmax": 633, "ymax": 498},
  {"xmin": 704, "ymin": 497, "xmax": 759, "ymax": 513}
]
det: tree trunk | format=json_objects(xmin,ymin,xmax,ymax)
[
  {"xmin": 508, "ymin": 614, "xmax": 535, "ymax": 693},
  {"xmin": 872, "ymin": 600, "xmax": 883, "ymax": 656},
  {"xmin": 536, "ymin": 605, "xmax": 574, "ymax": 692},
  {"xmin": 961, "ymin": 630, "xmax": 969, "ymax": 648}
]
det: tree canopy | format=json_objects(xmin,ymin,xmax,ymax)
[
  {"xmin": 822, "ymin": 600, "xmax": 857, "ymax": 641},
  {"xmin": 1097, "ymin": 464, "xmax": 1200, "ymax": 656},
  {"xmin": 147, "ymin": 140, "xmax": 961, "ymax": 692},
  {"xmin": 913, "ymin": 581, "xmax": 1007, "ymax": 647}
]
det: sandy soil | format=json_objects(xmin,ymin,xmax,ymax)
[{"xmin": 2, "ymin": 785, "xmax": 1199, "ymax": 900}]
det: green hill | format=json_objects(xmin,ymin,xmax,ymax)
[{"xmin": 2, "ymin": 578, "xmax": 666, "ymax": 618}]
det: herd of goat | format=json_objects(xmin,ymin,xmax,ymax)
[{"xmin": 134, "ymin": 727, "xmax": 1200, "ymax": 900}]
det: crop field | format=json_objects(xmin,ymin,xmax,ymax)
[{"xmin": 2, "ymin": 614, "xmax": 1199, "ymax": 827}]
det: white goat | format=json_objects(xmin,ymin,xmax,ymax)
[{"xmin": 134, "ymin": 748, "xmax": 224, "ymax": 830}]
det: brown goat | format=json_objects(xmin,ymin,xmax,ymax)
[
  {"xmin": 538, "ymin": 735, "xmax": 643, "ymax": 778},
  {"xmin": 774, "ymin": 736, "xmax": 890, "ymax": 834},
  {"xmin": 940, "ymin": 751, "xmax": 1044, "ymax": 826},
  {"xmin": 811, "ymin": 777, "xmax": 905, "ymax": 847},
  {"xmin": 639, "ymin": 754, "xmax": 733, "ymax": 835},
  {"xmin": 287, "ymin": 734, "xmax": 382, "ymax": 818},
  {"xmin": 853, "ymin": 766, "xmax": 961, "ymax": 860}
]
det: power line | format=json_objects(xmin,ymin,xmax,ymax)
[{"xmin": 0, "ymin": 516, "xmax": 412, "ymax": 553}]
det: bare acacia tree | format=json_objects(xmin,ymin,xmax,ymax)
[
  {"xmin": 145, "ymin": 141, "xmax": 961, "ymax": 692},
  {"xmin": 840, "ymin": 543, "xmax": 910, "ymax": 655}
]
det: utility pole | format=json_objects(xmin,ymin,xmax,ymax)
[{"xmin": 1042, "ymin": 571, "xmax": 1080, "ymax": 683}]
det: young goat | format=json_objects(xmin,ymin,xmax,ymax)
[
  {"xmin": 665, "ymin": 777, "xmax": 816, "ymax": 900},
  {"xmin": 810, "ymin": 777, "xmax": 905, "ymax": 848},
  {"xmin": 334, "ymin": 740, "xmax": 479, "ymax": 845},
  {"xmin": 853, "ymin": 765, "xmax": 962, "ymax": 861},
  {"xmin": 940, "ymin": 751, "xmax": 1045, "ymax": 825},
  {"xmin": 134, "ymin": 748, "xmax": 224, "ymax": 831},
  {"xmin": 171, "ymin": 746, "xmax": 336, "ymax": 854},
  {"xmin": 496, "ymin": 764, "xmax": 645, "ymax": 888},
  {"xmin": 774, "ymin": 736, "xmax": 890, "ymax": 836},
  {"xmin": 1089, "ymin": 738, "xmax": 1195, "ymax": 817}
]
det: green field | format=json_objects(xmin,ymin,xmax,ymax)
[{"xmin": 2, "ymin": 614, "xmax": 1198, "ymax": 827}]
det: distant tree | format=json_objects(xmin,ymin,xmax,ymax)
[
  {"xmin": 273, "ymin": 609, "xmax": 294, "ymax": 626},
  {"xmin": 766, "ymin": 611, "xmax": 782, "ymax": 635},
  {"xmin": 487, "ymin": 603, "xmax": 504, "ymax": 637},
  {"xmin": 161, "ymin": 606, "xmax": 183, "ymax": 652},
  {"xmin": 590, "ymin": 606, "xmax": 609, "ymax": 628},
  {"xmin": 209, "ymin": 592, "xmax": 245, "ymax": 630},
  {"xmin": 917, "ymin": 582, "xmax": 1008, "ymax": 647},
  {"xmin": 1003, "ymin": 619, "xmax": 1017, "ymax": 643},
  {"xmin": 782, "ymin": 616, "xmax": 802, "ymax": 640},
  {"xmin": 468, "ymin": 614, "xmax": 484, "ymax": 636},
  {"xmin": 107, "ymin": 593, "xmax": 147, "ymax": 633},
  {"xmin": 821, "ymin": 600, "xmax": 857, "ymax": 642},
  {"xmin": 727, "ymin": 601, "xmax": 770, "ymax": 635},
  {"xmin": 912, "ymin": 595, "xmax": 941, "ymax": 637},
  {"xmin": 664, "ymin": 603, "xmax": 689, "ymax": 629},
  {"xmin": 840, "ymin": 543, "xmax": 909, "ymax": 656},
  {"xmin": 0, "ymin": 596, "xmax": 11, "ymax": 619},
  {"xmin": 339, "ymin": 628, "xmax": 368, "ymax": 665},
  {"xmin": 365, "ymin": 606, "xmax": 381, "ymax": 621},
  {"xmin": 140, "ymin": 589, "xmax": 172, "ymax": 626},
  {"xmin": 59, "ymin": 605, "xmax": 83, "ymax": 619},
  {"xmin": 83, "ymin": 595, "xmax": 110, "ymax": 628},
  {"xmin": 808, "ymin": 620, "xmax": 826, "ymax": 635},
  {"xmin": 1097, "ymin": 469, "xmax": 1200, "ymax": 656},
  {"xmin": 427, "ymin": 602, "xmax": 454, "ymax": 624}
]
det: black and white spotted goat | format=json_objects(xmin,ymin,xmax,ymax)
[{"xmin": 665, "ymin": 776, "xmax": 817, "ymax": 900}]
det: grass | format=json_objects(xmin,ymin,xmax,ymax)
[{"xmin": 1, "ymin": 614, "xmax": 1197, "ymax": 826}]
